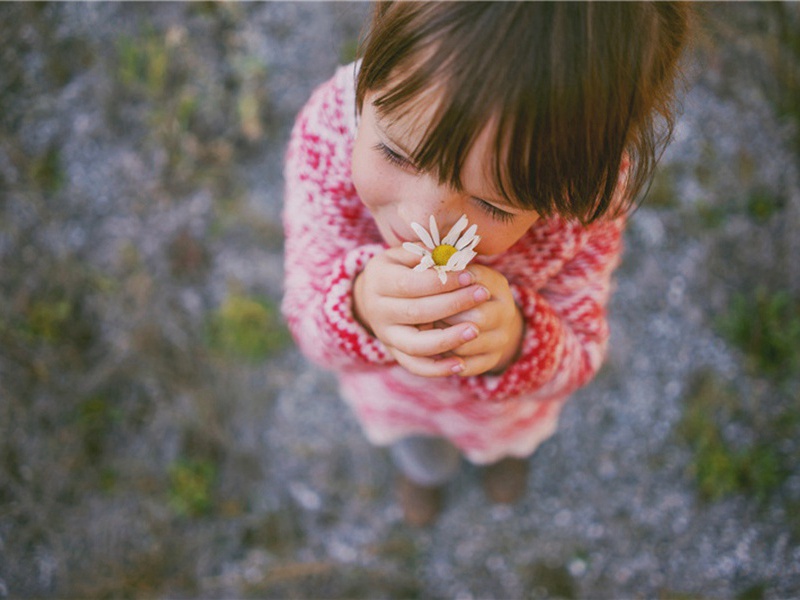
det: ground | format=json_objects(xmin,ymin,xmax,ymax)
[{"xmin": 1, "ymin": 3, "xmax": 799, "ymax": 599}]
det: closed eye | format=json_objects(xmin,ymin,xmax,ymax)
[
  {"xmin": 374, "ymin": 142, "xmax": 418, "ymax": 172},
  {"xmin": 473, "ymin": 197, "xmax": 515, "ymax": 223}
]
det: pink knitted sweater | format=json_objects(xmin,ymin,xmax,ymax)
[{"xmin": 282, "ymin": 65, "xmax": 625, "ymax": 464}]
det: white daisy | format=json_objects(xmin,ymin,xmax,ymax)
[{"xmin": 402, "ymin": 214, "xmax": 481, "ymax": 284}]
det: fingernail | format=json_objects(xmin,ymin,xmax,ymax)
[
  {"xmin": 451, "ymin": 362, "xmax": 465, "ymax": 374},
  {"xmin": 473, "ymin": 286, "xmax": 490, "ymax": 302},
  {"xmin": 458, "ymin": 271, "xmax": 473, "ymax": 286},
  {"xmin": 462, "ymin": 326, "xmax": 478, "ymax": 341}
]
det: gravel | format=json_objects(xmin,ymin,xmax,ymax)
[{"xmin": 1, "ymin": 3, "xmax": 798, "ymax": 598}]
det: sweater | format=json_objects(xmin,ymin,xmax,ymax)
[{"xmin": 282, "ymin": 64, "xmax": 625, "ymax": 464}]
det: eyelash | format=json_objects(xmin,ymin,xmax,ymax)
[
  {"xmin": 375, "ymin": 142, "xmax": 515, "ymax": 224},
  {"xmin": 375, "ymin": 142, "xmax": 415, "ymax": 170},
  {"xmin": 474, "ymin": 198, "xmax": 515, "ymax": 223}
]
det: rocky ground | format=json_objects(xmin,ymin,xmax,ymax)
[{"xmin": 1, "ymin": 3, "xmax": 800, "ymax": 599}]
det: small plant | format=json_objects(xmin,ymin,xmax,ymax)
[
  {"xmin": 207, "ymin": 293, "xmax": 290, "ymax": 361},
  {"xmin": 116, "ymin": 29, "xmax": 170, "ymax": 96},
  {"xmin": 168, "ymin": 458, "xmax": 216, "ymax": 517},
  {"xmin": 717, "ymin": 286, "xmax": 800, "ymax": 379}
]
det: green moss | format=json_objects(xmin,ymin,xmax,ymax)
[
  {"xmin": 737, "ymin": 583, "xmax": 767, "ymax": 600},
  {"xmin": 646, "ymin": 165, "xmax": 679, "ymax": 209},
  {"xmin": 694, "ymin": 141, "xmax": 717, "ymax": 189},
  {"xmin": 522, "ymin": 562, "xmax": 576, "ymax": 600},
  {"xmin": 26, "ymin": 297, "xmax": 72, "ymax": 342},
  {"xmin": 168, "ymin": 458, "xmax": 217, "ymax": 517},
  {"xmin": 30, "ymin": 145, "xmax": 64, "ymax": 193},
  {"xmin": 696, "ymin": 201, "xmax": 727, "ymax": 230},
  {"xmin": 77, "ymin": 394, "xmax": 118, "ymax": 460},
  {"xmin": 717, "ymin": 287, "xmax": 800, "ymax": 379},
  {"xmin": 116, "ymin": 29, "xmax": 170, "ymax": 96},
  {"xmin": 678, "ymin": 371, "xmax": 790, "ymax": 503},
  {"xmin": 746, "ymin": 188, "xmax": 785, "ymax": 222},
  {"xmin": 207, "ymin": 293, "xmax": 291, "ymax": 361}
]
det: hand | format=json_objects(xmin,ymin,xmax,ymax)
[
  {"xmin": 353, "ymin": 246, "xmax": 491, "ymax": 377},
  {"xmin": 437, "ymin": 264, "xmax": 524, "ymax": 377}
]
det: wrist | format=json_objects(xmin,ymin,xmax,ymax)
[{"xmin": 352, "ymin": 273, "xmax": 375, "ymax": 336}]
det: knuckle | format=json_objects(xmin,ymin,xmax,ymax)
[
  {"xmin": 403, "ymin": 303, "xmax": 421, "ymax": 323},
  {"xmin": 452, "ymin": 290, "xmax": 475, "ymax": 313},
  {"xmin": 395, "ymin": 273, "xmax": 413, "ymax": 296}
]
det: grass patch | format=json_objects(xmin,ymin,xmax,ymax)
[
  {"xmin": 207, "ymin": 293, "xmax": 290, "ymax": 361},
  {"xmin": 678, "ymin": 371, "xmax": 791, "ymax": 503},
  {"xmin": 717, "ymin": 286, "xmax": 800, "ymax": 380},
  {"xmin": 168, "ymin": 458, "xmax": 217, "ymax": 517}
]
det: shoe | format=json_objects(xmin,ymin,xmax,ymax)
[
  {"xmin": 396, "ymin": 474, "xmax": 443, "ymax": 527},
  {"xmin": 482, "ymin": 457, "xmax": 529, "ymax": 504}
]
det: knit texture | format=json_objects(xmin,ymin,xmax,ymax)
[{"xmin": 282, "ymin": 64, "xmax": 625, "ymax": 464}]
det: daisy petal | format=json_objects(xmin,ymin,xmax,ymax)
[
  {"xmin": 429, "ymin": 214, "xmax": 440, "ymax": 246},
  {"xmin": 413, "ymin": 255, "xmax": 435, "ymax": 271},
  {"xmin": 435, "ymin": 268, "xmax": 448, "ymax": 284},
  {"xmin": 455, "ymin": 224, "xmax": 479, "ymax": 249},
  {"xmin": 464, "ymin": 235, "xmax": 480, "ymax": 252},
  {"xmin": 402, "ymin": 242, "xmax": 428, "ymax": 256},
  {"xmin": 410, "ymin": 221, "xmax": 435, "ymax": 249},
  {"xmin": 447, "ymin": 249, "xmax": 475, "ymax": 270},
  {"xmin": 442, "ymin": 214, "xmax": 468, "ymax": 246}
]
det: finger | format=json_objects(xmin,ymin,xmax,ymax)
[
  {"xmin": 380, "ymin": 284, "xmax": 491, "ymax": 325},
  {"xmin": 391, "ymin": 349, "xmax": 466, "ymax": 378},
  {"xmin": 384, "ymin": 247, "xmax": 477, "ymax": 298},
  {"xmin": 383, "ymin": 322, "xmax": 479, "ymax": 358},
  {"xmin": 456, "ymin": 352, "xmax": 501, "ymax": 377},
  {"xmin": 460, "ymin": 264, "xmax": 502, "ymax": 288}
]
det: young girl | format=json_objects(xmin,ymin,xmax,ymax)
[{"xmin": 282, "ymin": 2, "xmax": 690, "ymax": 526}]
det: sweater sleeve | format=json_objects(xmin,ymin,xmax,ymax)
[
  {"xmin": 281, "ymin": 68, "xmax": 395, "ymax": 370},
  {"xmin": 458, "ymin": 217, "xmax": 625, "ymax": 403}
]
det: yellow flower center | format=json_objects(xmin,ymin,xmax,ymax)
[{"xmin": 431, "ymin": 244, "xmax": 457, "ymax": 266}]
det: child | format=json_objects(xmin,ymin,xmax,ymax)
[{"xmin": 282, "ymin": 2, "xmax": 690, "ymax": 526}]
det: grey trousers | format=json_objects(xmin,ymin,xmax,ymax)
[{"xmin": 390, "ymin": 435, "xmax": 462, "ymax": 487}]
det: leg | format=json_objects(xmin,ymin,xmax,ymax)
[
  {"xmin": 390, "ymin": 435, "xmax": 461, "ymax": 486},
  {"xmin": 390, "ymin": 436, "xmax": 461, "ymax": 526},
  {"xmin": 482, "ymin": 456, "xmax": 529, "ymax": 504}
]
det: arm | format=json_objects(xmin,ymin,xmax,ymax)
[{"xmin": 281, "ymin": 70, "xmax": 394, "ymax": 370}]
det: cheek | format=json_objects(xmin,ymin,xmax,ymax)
[
  {"xmin": 352, "ymin": 143, "xmax": 388, "ymax": 212},
  {"xmin": 474, "ymin": 219, "xmax": 537, "ymax": 256}
]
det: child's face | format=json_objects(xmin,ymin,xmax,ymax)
[{"xmin": 352, "ymin": 92, "xmax": 540, "ymax": 256}]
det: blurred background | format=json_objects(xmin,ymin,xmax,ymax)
[{"xmin": 1, "ymin": 2, "xmax": 799, "ymax": 598}]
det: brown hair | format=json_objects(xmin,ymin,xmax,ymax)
[{"xmin": 356, "ymin": 1, "xmax": 691, "ymax": 224}]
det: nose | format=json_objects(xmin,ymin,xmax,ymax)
[{"xmin": 397, "ymin": 174, "xmax": 464, "ymax": 231}]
